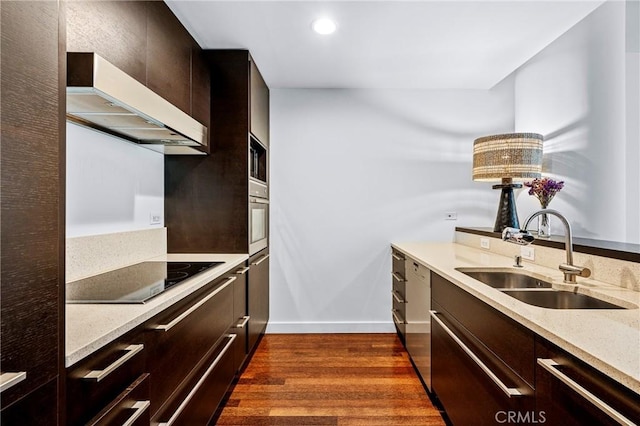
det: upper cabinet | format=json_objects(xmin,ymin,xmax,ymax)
[
  {"xmin": 146, "ymin": 3, "xmax": 192, "ymax": 114},
  {"xmin": 250, "ymin": 58, "xmax": 270, "ymax": 147},
  {"xmin": 66, "ymin": 1, "xmax": 210, "ymax": 148},
  {"xmin": 165, "ymin": 50, "xmax": 270, "ymax": 254}
]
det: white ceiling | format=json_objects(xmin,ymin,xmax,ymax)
[{"xmin": 166, "ymin": 0, "xmax": 605, "ymax": 89}]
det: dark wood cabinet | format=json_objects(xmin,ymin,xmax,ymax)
[
  {"xmin": 0, "ymin": 1, "xmax": 64, "ymax": 423},
  {"xmin": 85, "ymin": 374, "xmax": 150, "ymax": 426},
  {"xmin": 248, "ymin": 249, "xmax": 270, "ymax": 353},
  {"xmin": 431, "ymin": 273, "xmax": 535, "ymax": 425},
  {"xmin": 66, "ymin": 1, "xmax": 148, "ymax": 85},
  {"xmin": 146, "ymin": 2, "xmax": 192, "ymax": 114},
  {"xmin": 535, "ymin": 338, "xmax": 640, "ymax": 426},
  {"xmin": 191, "ymin": 48, "xmax": 211, "ymax": 150},
  {"xmin": 147, "ymin": 274, "xmax": 235, "ymax": 421},
  {"xmin": 165, "ymin": 50, "xmax": 269, "ymax": 254},
  {"xmin": 66, "ymin": 328, "xmax": 147, "ymax": 425},
  {"xmin": 391, "ymin": 250, "xmax": 406, "ymax": 344},
  {"xmin": 232, "ymin": 263, "xmax": 250, "ymax": 372},
  {"xmin": 250, "ymin": 58, "xmax": 270, "ymax": 147}
]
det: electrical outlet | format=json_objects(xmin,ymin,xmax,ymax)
[
  {"xmin": 150, "ymin": 213, "xmax": 161, "ymax": 225},
  {"xmin": 521, "ymin": 245, "xmax": 535, "ymax": 261},
  {"xmin": 480, "ymin": 238, "xmax": 490, "ymax": 249},
  {"xmin": 445, "ymin": 212, "xmax": 457, "ymax": 221}
]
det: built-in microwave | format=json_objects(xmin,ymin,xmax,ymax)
[
  {"xmin": 249, "ymin": 180, "xmax": 268, "ymax": 255},
  {"xmin": 250, "ymin": 136, "xmax": 267, "ymax": 183}
]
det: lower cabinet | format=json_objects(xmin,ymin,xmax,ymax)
[
  {"xmin": 148, "ymin": 274, "xmax": 235, "ymax": 424},
  {"xmin": 431, "ymin": 272, "xmax": 536, "ymax": 425},
  {"xmin": 391, "ymin": 249, "xmax": 407, "ymax": 344},
  {"xmin": 535, "ymin": 338, "xmax": 640, "ymax": 425},
  {"xmin": 231, "ymin": 263, "xmax": 250, "ymax": 372},
  {"xmin": 66, "ymin": 268, "xmax": 254, "ymax": 426},
  {"xmin": 66, "ymin": 328, "xmax": 148, "ymax": 425},
  {"xmin": 248, "ymin": 249, "xmax": 269, "ymax": 353},
  {"xmin": 430, "ymin": 271, "xmax": 640, "ymax": 426}
]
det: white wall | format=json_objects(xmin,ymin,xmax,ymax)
[
  {"xmin": 513, "ymin": 1, "xmax": 639, "ymax": 243},
  {"xmin": 269, "ymin": 86, "xmax": 514, "ymax": 332},
  {"xmin": 66, "ymin": 123, "xmax": 165, "ymax": 238}
]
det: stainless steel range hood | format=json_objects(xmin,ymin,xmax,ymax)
[{"xmin": 67, "ymin": 52, "xmax": 207, "ymax": 155}]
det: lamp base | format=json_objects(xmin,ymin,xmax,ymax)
[{"xmin": 492, "ymin": 183, "xmax": 522, "ymax": 232}]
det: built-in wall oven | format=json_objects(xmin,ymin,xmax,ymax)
[{"xmin": 249, "ymin": 180, "xmax": 268, "ymax": 255}]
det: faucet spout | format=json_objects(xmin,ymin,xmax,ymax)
[{"xmin": 502, "ymin": 209, "xmax": 590, "ymax": 284}]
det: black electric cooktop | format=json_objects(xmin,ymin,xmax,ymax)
[{"xmin": 66, "ymin": 261, "xmax": 223, "ymax": 304}]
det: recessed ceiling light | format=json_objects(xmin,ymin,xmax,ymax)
[{"xmin": 312, "ymin": 18, "xmax": 337, "ymax": 35}]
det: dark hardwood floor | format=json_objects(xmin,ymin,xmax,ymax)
[{"xmin": 214, "ymin": 333, "xmax": 446, "ymax": 425}]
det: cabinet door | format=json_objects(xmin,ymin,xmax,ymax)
[
  {"xmin": 191, "ymin": 47, "xmax": 210, "ymax": 149},
  {"xmin": 146, "ymin": 2, "xmax": 192, "ymax": 114},
  {"xmin": 66, "ymin": 0, "xmax": 147, "ymax": 84},
  {"xmin": 536, "ymin": 339, "xmax": 640, "ymax": 426},
  {"xmin": 431, "ymin": 306, "xmax": 535, "ymax": 425},
  {"xmin": 250, "ymin": 57, "xmax": 270, "ymax": 146},
  {"xmin": 248, "ymin": 249, "xmax": 270, "ymax": 353},
  {"xmin": 0, "ymin": 0, "xmax": 62, "ymax": 415}
]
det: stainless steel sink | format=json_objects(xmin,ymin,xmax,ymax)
[
  {"xmin": 501, "ymin": 290, "xmax": 626, "ymax": 310},
  {"xmin": 456, "ymin": 268, "xmax": 630, "ymax": 309},
  {"xmin": 456, "ymin": 269, "xmax": 553, "ymax": 289}
]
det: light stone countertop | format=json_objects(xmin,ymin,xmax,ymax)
[
  {"xmin": 392, "ymin": 242, "xmax": 640, "ymax": 394},
  {"xmin": 65, "ymin": 253, "xmax": 248, "ymax": 368}
]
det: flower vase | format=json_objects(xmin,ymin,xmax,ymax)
[{"xmin": 538, "ymin": 206, "xmax": 551, "ymax": 238}]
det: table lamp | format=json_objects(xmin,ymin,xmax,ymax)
[{"xmin": 473, "ymin": 133, "xmax": 543, "ymax": 232}]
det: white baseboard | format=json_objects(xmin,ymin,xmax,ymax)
[{"xmin": 265, "ymin": 321, "xmax": 396, "ymax": 334}]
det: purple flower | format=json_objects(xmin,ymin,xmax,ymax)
[{"xmin": 524, "ymin": 177, "xmax": 564, "ymax": 208}]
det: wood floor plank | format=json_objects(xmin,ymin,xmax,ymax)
[{"xmin": 213, "ymin": 334, "xmax": 445, "ymax": 425}]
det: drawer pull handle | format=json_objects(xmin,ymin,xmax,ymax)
[
  {"xmin": 391, "ymin": 309, "xmax": 405, "ymax": 325},
  {"xmin": 537, "ymin": 358, "xmax": 635, "ymax": 426},
  {"xmin": 391, "ymin": 290, "xmax": 406, "ymax": 304},
  {"xmin": 83, "ymin": 344, "xmax": 144, "ymax": 382},
  {"xmin": 392, "ymin": 253, "xmax": 404, "ymax": 261},
  {"xmin": 235, "ymin": 267, "xmax": 250, "ymax": 275},
  {"xmin": 154, "ymin": 276, "xmax": 236, "ymax": 332},
  {"xmin": 251, "ymin": 254, "xmax": 270, "ymax": 266},
  {"xmin": 236, "ymin": 315, "xmax": 251, "ymax": 328},
  {"xmin": 430, "ymin": 310, "xmax": 523, "ymax": 398},
  {"xmin": 122, "ymin": 400, "xmax": 150, "ymax": 426},
  {"xmin": 392, "ymin": 272, "xmax": 405, "ymax": 282},
  {"xmin": 158, "ymin": 334, "xmax": 237, "ymax": 426},
  {"xmin": 0, "ymin": 371, "xmax": 27, "ymax": 393}
]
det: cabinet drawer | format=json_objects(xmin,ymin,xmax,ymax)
[
  {"xmin": 232, "ymin": 263, "xmax": 249, "ymax": 372},
  {"xmin": 154, "ymin": 334, "xmax": 237, "ymax": 426},
  {"xmin": 392, "ymin": 273, "xmax": 406, "ymax": 300},
  {"xmin": 87, "ymin": 374, "xmax": 150, "ymax": 426},
  {"xmin": 66, "ymin": 329, "xmax": 146, "ymax": 425},
  {"xmin": 391, "ymin": 249, "xmax": 406, "ymax": 277},
  {"xmin": 432, "ymin": 272, "xmax": 535, "ymax": 386},
  {"xmin": 536, "ymin": 339, "xmax": 640, "ymax": 426},
  {"xmin": 147, "ymin": 274, "xmax": 235, "ymax": 417},
  {"xmin": 431, "ymin": 307, "xmax": 534, "ymax": 425}
]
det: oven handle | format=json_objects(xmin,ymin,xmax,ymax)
[{"xmin": 250, "ymin": 197, "xmax": 269, "ymax": 204}]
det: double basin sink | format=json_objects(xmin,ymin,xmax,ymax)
[{"xmin": 455, "ymin": 268, "xmax": 628, "ymax": 310}]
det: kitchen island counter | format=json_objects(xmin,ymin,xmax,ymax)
[{"xmin": 392, "ymin": 241, "xmax": 640, "ymax": 394}]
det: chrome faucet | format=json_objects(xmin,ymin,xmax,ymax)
[{"xmin": 502, "ymin": 209, "xmax": 591, "ymax": 284}]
